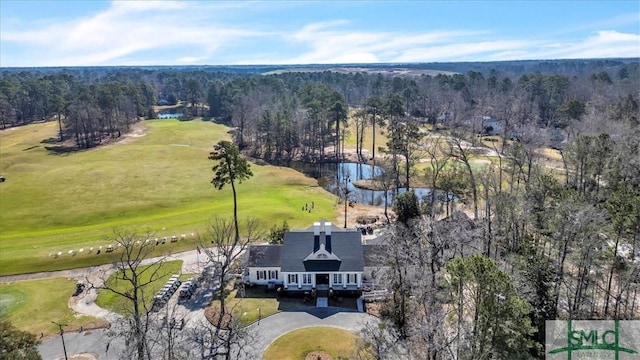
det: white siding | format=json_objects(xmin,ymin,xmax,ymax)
[{"xmin": 248, "ymin": 267, "xmax": 281, "ymax": 285}]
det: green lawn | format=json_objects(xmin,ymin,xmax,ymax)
[
  {"xmin": 343, "ymin": 114, "xmax": 388, "ymax": 156},
  {"xmin": 263, "ymin": 326, "xmax": 360, "ymax": 360},
  {"xmin": 219, "ymin": 288, "xmax": 280, "ymax": 326},
  {"xmin": 208, "ymin": 284, "xmax": 322, "ymax": 327},
  {"xmin": 0, "ymin": 278, "xmax": 109, "ymax": 336},
  {"xmin": 0, "ymin": 119, "xmax": 338, "ymax": 275},
  {"xmin": 95, "ymin": 260, "xmax": 183, "ymax": 314}
]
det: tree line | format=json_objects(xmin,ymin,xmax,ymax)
[
  {"xmin": 1, "ymin": 59, "xmax": 639, "ymax": 358},
  {"xmin": 1, "ymin": 61, "xmax": 637, "ymax": 153}
]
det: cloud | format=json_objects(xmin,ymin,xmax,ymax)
[
  {"xmin": 0, "ymin": 0, "xmax": 267, "ymax": 66},
  {"xmin": 269, "ymin": 20, "xmax": 488, "ymax": 64},
  {"xmin": 511, "ymin": 30, "xmax": 640, "ymax": 60},
  {"xmin": 265, "ymin": 20, "xmax": 639, "ymax": 64},
  {"xmin": 391, "ymin": 40, "xmax": 534, "ymax": 62},
  {"xmin": 1, "ymin": 2, "xmax": 638, "ymax": 66}
]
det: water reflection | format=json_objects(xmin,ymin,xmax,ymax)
[
  {"xmin": 291, "ymin": 162, "xmax": 457, "ymax": 207},
  {"xmin": 157, "ymin": 108, "xmax": 185, "ymax": 119}
]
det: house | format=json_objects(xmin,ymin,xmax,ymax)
[
  {"xmin": 481, "ymin": 116, "xmax": 504, "ymax": 136},
  {"xmin": 245, "ymin": 221, "xmax": 368, "ymax": 296}
]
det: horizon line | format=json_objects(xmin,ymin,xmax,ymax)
[{"xmin": 1, "ymin": 57, "xmax": 638, "ymax": 70}]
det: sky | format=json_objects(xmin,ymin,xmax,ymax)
[{"xmin": 0, "ymin": 0, "xmax": 639, "ymax": 67}]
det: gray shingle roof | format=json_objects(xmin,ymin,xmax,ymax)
[
  {"xmin": 247, "ymin": 245, "xmax": 281, "ymax": 267},
  {"xmin": 281, "ymin": 229, "xmax": 364, "ymax": 272}
]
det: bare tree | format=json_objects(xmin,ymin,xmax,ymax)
[
  {"xmin": 352, "ymin": 107, "xmax": 368, "ymax": 162},
  {"xmin": 549, "ymin": 193, "xmax": 605, "ymax": 319},
  {"xmin": 356, "ymin": 321, "xmax": 409, "ymax": 360},
  {"xmin": 448, "ymin": 131, "xmax": 479, "ymax": 219},
  {"xmin": 375, "ymin": 157, "xmax": 397, "ymax": 224},
  {"xmin": 90, "ymin": 229, "xmax": 170, "ymax": 360},
  {"xmin": 424, "ymin": 134, "xmax": 450, "ymax": 218},
  {"xmin": 199, "ymin": 217, "xmax": 260, "ymax": 322},
  {"xmin": 184, "ymin": 306, "xmax": 254, "ymax": 360}
]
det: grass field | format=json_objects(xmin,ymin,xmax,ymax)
[
  {"xmin": 95, "ymin": 260, "xmax": 183, "ymax": 314},
  {"xmin": 0, "ymin": 277, "xmax": 109, "ymax": 335},
  {"xmin": 263, "ymin": 326, "xmax": 360, "ymax": 360},
  {"xmin": 344, "ymin": 113, "xmax": 388, "ymax": 156},
  {"xmin": 0, "ymin": 119, "xmax": 338, "ymax": 275},
  {"xmin": 208, "ymin": 287, "xmax": 281, "ymax": 327}
]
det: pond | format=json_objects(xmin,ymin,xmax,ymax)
[
  {"xmin": 157, "ymin": 113, "xmax": 184, "ymax": 119},
  {"xmin": 157, "ymin": 108, "xmax": 185, "ymax": 119},
  {"xmin": 291, "ymin": 162, "xmax": 457, "ymax": 207},
  {"xmin": 158, "ymin": 113, "xmax": 184, "ymax": 119}
]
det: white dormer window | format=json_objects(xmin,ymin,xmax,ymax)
[{"xmin": 304, "ymin": 243, "xmax": 341, "ymax": 261}]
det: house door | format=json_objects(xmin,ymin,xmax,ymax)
[{"xmin": 316, "ymin": 273, "xmax": 329, "ymax": 285}]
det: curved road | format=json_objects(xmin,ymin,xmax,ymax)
[
  {"xmin": 18, "ymin": 247, "xmax": 379, "ymax": 359},
  {"xmin": 244, "ymin": 308, "xmax": 378, "ymax": 358},
  {"xmin": 38, "ymin": 308, "xmax": 378, "ymax": 360}
]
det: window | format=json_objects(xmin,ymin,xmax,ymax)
[
  {"xmin": 303, "ymin": 274, "xmax": 312, "ymax": 285},
  {"xmin": 333, "ymin": 273, "xmax": 342, "ymax": 284},
  {"xmin": 269, "ymin": 270, "xmax": 279, "ymax": 280},
  {"xmin": 257, "ymin": 270, "xmax": 266, "ymax": 280},
  {"xmin": 347, "ymin": 273, "xmax": 357, "ymax": 284},
  {"xmin": 288, "ymin": 274, "xmax": 298, "ymax": 284}
]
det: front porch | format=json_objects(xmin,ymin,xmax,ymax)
[
  {"xmin": 240, "ymin": 284, "xmax": 360, "ymax": 313},
  {"xmin": 282, "ymin": 271, "xmax": 363, "ymax": 294}
]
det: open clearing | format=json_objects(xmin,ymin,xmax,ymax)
[
  {"xmin": 262, "ymin": 326, "xmax": 360, "ymax": 360},
  {"xmin": 0, "ymin": 119, "xmax": 337, "ymax": 276},
  {"xmin": 0, "ymin": 277, "xmax": 108, "ymax": 336}
]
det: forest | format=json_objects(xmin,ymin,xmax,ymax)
[{"xmin": 1, "ymin": 58, "xmax": 639, "ymax": 358}]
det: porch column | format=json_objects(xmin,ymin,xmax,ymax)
[
  {"xmin": 298, "ymin": 273, "xmax": 301, "ymax": 289},
  {"xmin": 284, "ymin": 273, "xmax": 288, "ymax": 289},
  {"xmin": 357, "ymin": 273, "xmax": 362, "ymax": 288},
  {"xmin": 312, "ymin": 273, "xmax": 316, "ymax": 288},
  {"xmin": 329, "ymin": 273, "xmax": 333, "ymax": 288},
  {"xmin": 343, "ymin": 273, "xmax": 347, "ymax": 289}
]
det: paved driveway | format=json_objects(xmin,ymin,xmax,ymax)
[
  {"xmin": 38, "ymin": 328, "xmax": 123, "ymax": 360},
  {"xmin": 38, "ymin": 308, "xmax": 379, "ymax": 360},
  {"xmin": 244, "ymin": 308, "xmax": 379, "ymax": 358}
]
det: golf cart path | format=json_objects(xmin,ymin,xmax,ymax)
[{"xmin": 0, "ymin": 249, "xmax": 213, "ymax": 321}]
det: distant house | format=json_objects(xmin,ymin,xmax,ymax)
[
  {"xmin": 547, "ymin": 127, "xmax": 567, "ymax": 149},
  {"xmin": 245, "ymin": 221, "xmax": 374, "ymax": 295},
  {"xmin": 481, "ymin": 116, "xmax": 504, "ymax": 136}
]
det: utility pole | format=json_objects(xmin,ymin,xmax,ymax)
[
  {"xmin": 343, "ymin": 175, "xmax": 351, "ymax": 228},
  {"xmin": 51, "ymin": 321, "xmax": 68, "ymax": 360}
]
